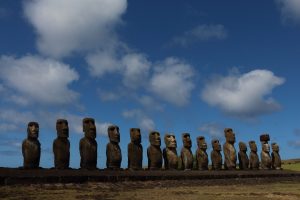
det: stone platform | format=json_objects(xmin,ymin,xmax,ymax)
[{"xmin": 0, "ymin": 167, "xmax": 299, "ymax": 185}]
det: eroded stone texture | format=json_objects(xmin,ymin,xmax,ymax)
[
  {"xmin": 248, "ymin": 141, "xmax": 259, "ymax": 170},
  {"xmin": 180, "ymin": 133, "xmax": 193, "ymax": 170},
  {"xmin": 128, "ymin": 128, "xmax": 143, "ymax": 170},
  {"xmin": 53, "ymin": 119, "xmax": 70, "ymax": 169},
  {"xmin": 196, "ymin": 136, "xmax": 208, "ymax": 170},
  {"xmin": 223, "ymin": 128, "xmax": 237, "ymax": 170},
  {"xmin": 271, "ymin": 143, "xmax": 282, "ymax": 170},
  {"xmin": 211, "ymin": 139, "xmax": 222, "ymax": 170},
  {"xmin": 260, "ymin": 134, "xmax": 271, "ymax": 170},
  {"xmin": 79, "ymin": 118, "xmax": 97, "ymax": 170},
  {"xmin": 22, "ymin": 122, "xmax": 41, "ymax": 169},
  {"xmin": 238, "ymin": 142, "xmax": 249, "ymax": 170},
  {"xmin": 147, "ymin": 131, "xmax": 162, "ymax": 170},
  {"xmin": 106, "ymin": 125, "xmax": 122, "ymax": 169},
  {"xmin": 163, "ymin": 133, "xmax": 178, "ymax": 170}
]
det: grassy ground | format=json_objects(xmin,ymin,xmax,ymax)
[{"xmin": 282, "ymin": 163, "xmax": 300, "ymax": 171}]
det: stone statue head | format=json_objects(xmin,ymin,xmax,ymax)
[
  {"xmin": 262, "ymin": 142, "xmax": 270, "ymax": 153},
  {"xmin": 27, "ymin": 121, "xmax": 39, "ymax": 139},
  {"xmin": 149, "ymin": 131, "xmax": 161, "ymax": 146},
  {"xmin": 272, "ymin": 143, "xmax": 279, "ymax": 152},
  {"xmin": 108, "ymin": 125, "xmax": 120, "ymax": 143},
  {"xmin": 182, "ymin": 133, "xmax": 192, "ymax": 148},
  {"xmin": 224, "ymin": 128, "xmax": 236, "ymax": 144},
  {"xmin": 83, "ymin": 118, "xmax": 96, "ymax": 140},
  {"xmin": 164, "ymin": 133, "xmax": 177, "ymax": 148},
  {"xmin": 130, "ymin": 128, "xmax": 141, "ymax": 144},
  {"xmin": 239, "ymin": 142, "xmax": 247, "ymax": 152},
  {"xmin": 56, "ymin": 119, "xmax": 69, "ymax": 138},
  {"xmin": 260, "ymin": 134, "xmax": 270, "ymax": 143},
  {"xmin": 212, "ymin": 139, "xmax": 221, "ymax": 151},
  {"xmin": 197, "ymin": 136, "xmax": 207, "ymax": 150},
  {"xmin": 249, "ymin": 141, "xmax": 257, "ymax": 152}
]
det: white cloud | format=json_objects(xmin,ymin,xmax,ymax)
[
  {"xmin": 24, "ymin": 0, "xmax": 127, "ymax": 57},
  {"xmin": 0, "ymin": 109, "xmax": 34, "ymax": 133},
  {"xmin": 276, "ymin": 0, "xmax": 300, "ymax": 23},
  {"xmin": 171, "ymin": 24, "xmax": 227, "ymax": 47},
  {"xmin": 0, "ymin": 55, "xmax": 79, "ymax": 105},
  {"xmin": 122, "ymin": 109, "xmax": 155, "ymax": 132},
  {"xmin": 98, "ymin": 89, "xmax": 122, "ymax": 102},
  {"xmin": 150, "ymin": 57, "xmax": 195, "ymax": 106},
  {"xmin": 199, "ymin": 123, "xmax": 224, "ymax": 139},
  {"xmin": 201, "ymin": 69, "xmax": 285, "ymax": 118}
]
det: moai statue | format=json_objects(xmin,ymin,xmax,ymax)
[
  {"xmin": 223, "ymin": 128, "xmax": 237, "ymax": 170},
  {"xmin": 238, "ymin": 142, "xmax": 249, "ymax": 170},
  {"xmin": 22, "ymin": 122, "xmax": 41, "ymax": 169},
  {"xmin": 106, "ymin": 125, "xmax": 122, "ymax": 169},
  {"xmin": 211, "ymin": 139, "xmax": 222, "ymax": 170},
  {"xmin": 147, "ymin": 131, "xmax": 162, "ymax": 170},
  {"xmin": 163, "ymin": 133, "xmax": 178, "ymax": 170},
  {"xmin": 79, "ymin": 118, "xmax": 97, "ymax": 170},
  {"xmin": 53, "ymin": 119, "xmax": 70, "ymax": 169},
  {"xmin": 271, "ymin": 143, "xmax": 282, "ymax": 170},
  {"xmin": 248, "ymin": 141, "xmax": 259, "ymax": 170},
  {"xmin": 196, "ymin": 136, "xmax": 208, "ymax": 170},
  {"xmin": 260, "ymin": 134, "xmax": 272, "ymax": 169},
  {"xmin": 128, "ymin": 128, "xmax": 143, "ymax": 170},
  {"xmin": 180, "ymin": 133, "xmax": 193, "ymax": 170}
]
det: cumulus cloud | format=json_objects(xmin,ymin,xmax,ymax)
[
  {"xmin": 0, "ymin": 55, "xmax": 79, "ymax": 105},
  {"xmin": 201, "ymin": 69, "xmax": 285, "ymax": 118},
  {"xmin": 171, "ymin": 24, "xmax": 227, "ymax": 47},
  {"xmin": 24, "ymin": 0, "xmax": 127, "ymax": 57},
  {"xmin": 150, "ymin": 57, "xmax": 195, "ymax": 106},
  {"xmin": 276, "ymin": 0, "xmax": 300, "ymax": 24},
  {"xmin": 122, "ymin": 109, "xmax": 155, "ymax": 132},
  {"xmin": 0, "ymin": 109, "xmax": 34, "ymax": 133},
  {"xmin": 199, "ymin": 123, "xmax": 224, "ymax": 139}
]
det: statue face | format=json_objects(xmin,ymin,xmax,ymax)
[
  {"xmin": 108, "ymin": 125, "xmax": 120, "ymax": 143},
  {"xmin": 27, "ymin": 122, "xmax": 39, "ymax": 139},
  {"xmin": 272, "ymin": 143, "xmax": 279, "ymax": 152},
  {"xmin": 182, "ymin": 133, "xmax": 192, "ymax": 148},
  {"xmin": 225, "ymin": 128, "xmax": 235, "ymax": 144},
  {"xmin": 130, "ymin": 128, "xmax": 141, "ymax": 144},
  {"xmin": 239, "ymin": 142, "xmax": 247, "ymax": 151},
  {"xmin": 164, "ymin": 134, "xmax": 177, "ymax": 148},
  {"xmin": 249, "ymin": 142, "xmax": 257, "ymax": 152},
  {"xmin": 56, "ymin": 119, "xmax": 69, "ymax": 138},
  {"xmin": 83, "ymin": 118, "xmax": 96, "ymax": 139},
  {"xmin": 149, "ymin": 131, "xmax": 161, "ymax": 146},
  {"xmin": 197, "ymin": 137, "xmax": 207, "ymax": 150},
  {"xmin": 262, "ymin": 143, "xmax": 270, "ymax": 153},
  {"xmin": 212, "ymin": 140, "xmax": 221, "ymax": 151}
]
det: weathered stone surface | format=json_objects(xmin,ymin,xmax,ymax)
[
  {"xmin": 163, "ymin": 133, "xmax": 178, "ymax": 170},
  {"xmin": 223, "ymin": 128, "xmax": 237, "ymax": 170},
  {"xmin": 238, "ymin": 142, "xmax": 249, "ymax": 170},
  {"xmin": 248, "ymin": 141, "xmax": 259, "ymax": 170},
  {"xmin": 128, "ymin": 128, "xmax": 143, "ymax": 170},
  {"xmin": 196, "ymin": 136, "xmax": 208, "ymax": 170},
  {"xmin": 106, "ymin": 125, "xmax": 122, "ymax": 169},
  {"xmin": 22, "ymin": 122, "xmax": 41, "ymax": 169},
  {"xmin": 211, "ymin": 139, "xmax": 222, "ymax": 170},
  {"xmin": 80, "ymin": 118, "xmax": 97, "ymax": 170},
  {"xmin": 147, "ymin": 131, "xmax": 162, "ymax": 170},
  {"xmin": 180, "ymin": 133, "xmax": 193, "ymax": 170},
  {"xmin": 271, "ymin": 143, "xmax": 282, "ymax": 170}
]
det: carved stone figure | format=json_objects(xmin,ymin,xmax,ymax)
[
  {"xmin": 147, "ymin": 131, "xmax": 162, "ymax": 170},
  {"xmin": 53, "ymin": 119, "xmax": 70, "ymax": 169},
  {"xmin": 163, "ymin": 133, "xmax": 178, "ymax": 170},
  {"xmin": 106, "ymin": 125, "xmax": 122, "ymax": 169},
  {"xmin": 128, "ymin": 128, "xmax": 143, "ymax": 170},
  {"xmin": 238, "ymin": 142, "xmax": 249, "ymax": 170},
  {"xmin": 180, "ymin": 133, "xmax": 193, "ymax": 170},
  {"xmin": 211, "ymin": 139, "xmax": 222, "ymax": 170},
  {"xmin": 223, "ymin": 128, "xmax": 237, "ymax": 170},
  {"xmin": 248, "ymin": 141, "xmax": 259, "ymax": 170},
  {"xmin": 260, "ymin": 134, "xmax": 271, "ymax": 169},
  {"xmin": 79, "ymin": 118, "xmax": 97, "ymax": 170},
  {"xmin": 271, "ymin": 143, "xmax": 282, "ymax": 170},
  {"xmin": 196, "ymin": 136, "xmax": 208, "ymax": 170},
  {"xmin": 22, "ymin": 122, "xmax": 41, "ymax": 169}
]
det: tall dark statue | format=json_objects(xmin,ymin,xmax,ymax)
[
  {"xmin": 163, "ymin": 133, "xmax": 178, "ymax": 170},
  {"xmin": 147, "ymin": 131, "xmax": 162, "ymax": 170},
  {"xmin": 128, "ymin": 128, "xmax": 143, "ymax": 170},
  {"xmin": 238, "ymin": 142, "xmax": 249, "ymax": 170},
  {"xmin": 196, "ymin": 136, "xmax": 208, "ymax": 170},
  {"xmin": 223, "ymin": 128, "xmax": 237, "ymax": 170},
  {"xmin": 211, "ymin": 139, "xmax": 222, "ymax": 170},
  {"xmin": 53, "ymin": 119, "xmax": 70, "ymax": 169},
  {"xmin": 106, "ymin": 125, "xmax": 122, "ymax": 169},
  {"xmin": 22, "ymin": 122, "xmax": 41, "ymax": 169},
  {"xmin": 248, "ymin": 141, "xmax": 259, "ymax": 170},
  {"xmin": 79, "ymin": 118, "xmax": 97, "ymax": 170},
  {"xmin": 260, "ymin": 134, "xmax": 271, "ymax": 169},
  {"xmin": 180, "ymin": 133, "xmax": 193, "ymax": 170},
  {"xmin": 271, "ymin": 143, "xmax": 282, "ymax": 170}
]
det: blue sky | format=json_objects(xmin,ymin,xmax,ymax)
[{"xmin": 0, "ymin": 0, "xmax": 300, "ymax": 168}]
